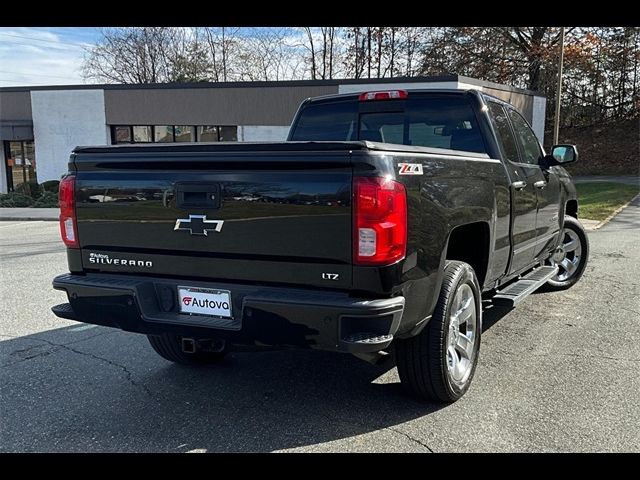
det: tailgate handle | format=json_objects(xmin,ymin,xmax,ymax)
[{"xmin": 176, "ymin": 183, "xmax": 221, "ymax": 209}]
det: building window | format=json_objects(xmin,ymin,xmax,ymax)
[
  {"xmin": 110, "ymin": 125, "xmax": 239, "ymax": 144},
  {"xmin": 197, "ymin": 126, "xmax": 219, "ymax": 142},
  {"xmin": 133, "ymin": 126, "xmax": 152, "ymax": 143},
  {"xmin": 219, "ymin": 126, "xmax": 238, "ymax": 142},
  {"xmin": 113, "ymin": 126, "xmax": 132, "ymax": 143},
  {"xmin": 174, "ymin": 126, "xmax": 195, "ymax": 142},
  {"xmin": 154, "ymin": 126, "xmax": 174, "ymax": 143}
]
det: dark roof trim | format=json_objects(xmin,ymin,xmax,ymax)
[
  {"xmin": 0, "ymin": 75, "xmax": 541, "ymax": 97},
  {"xmin": 0, "ymin": 121, "xmax": 34, "ymax": 141},
  {"xmin": 0, "ymin": 120, "xmax": 33, "ymax": 127},
  {"xmin": 1, "ymin": 75, "xmax": 456, "ymax": 92}
]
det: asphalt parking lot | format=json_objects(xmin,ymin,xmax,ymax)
[{"xmin": 1, "ymin": 198, "xmax": 638, "ymax": 452}]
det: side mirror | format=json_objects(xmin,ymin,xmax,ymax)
[{"xmin": 550, "ymin": 144, "xmax": 578, "ymax": 164}]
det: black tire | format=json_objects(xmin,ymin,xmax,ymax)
[
  {"xmin": 396, "ymin": 261, "xmax": 482, "ymax": 403},
  {"xmin": 541, "ymin": 215, "xmax": 589, "ymax": 292},
  {"xmin": 147, "ymin": 334, "xmax": 227, "ymax": 366}
]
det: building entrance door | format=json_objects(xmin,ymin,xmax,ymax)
[{"xmin": 3, "ymin": 140, "xmax": 37, "ymax": 193}]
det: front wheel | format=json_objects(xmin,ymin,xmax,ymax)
[
  {"xmin": 543, "ymin": 215, "xmax": 589, "ymax": 291},
  {"xmin": 396, "ymin": 261, "xmax": 482, "ymax": 403}
]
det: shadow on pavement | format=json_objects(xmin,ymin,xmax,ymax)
[
  {"xmin": 0, "ymin": 324, "xmax": 451, "ymax": 452},
  {"xmin": 1, "ymin": 296, "xmax": 523, "ymax": 452},
  {"xmin": 481, "ymin": 303, "xmax": 514, "ymax": 331}
]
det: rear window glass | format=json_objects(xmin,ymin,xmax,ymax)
[
  {"xmin": 290, "ymin": 101, "xmax": 357, "ymax": 141},
  {"xmin": 291, "ymin": 95, "xmax": 486, "ymax": 154}
]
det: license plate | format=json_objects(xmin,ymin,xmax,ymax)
[{"xmin": 178, "ymin": 287, "xmax": 232, "ymax": 319}]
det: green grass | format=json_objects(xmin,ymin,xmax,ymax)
[{"xmin": 576, "ymin": 182, "xmax": 639, "ymax": 221}]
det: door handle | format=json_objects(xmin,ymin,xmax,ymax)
[
  {"xmin": 511, "ymin": 181, "xmax": 527, "ymax": 190},
  {"xmin": 534, "ymin": 180, "xmax": 547, "ymax": 189}
]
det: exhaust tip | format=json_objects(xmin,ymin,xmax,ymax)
[{"xmin": 209, "ymin": 339, "xmax": 226, "ymax": 353}]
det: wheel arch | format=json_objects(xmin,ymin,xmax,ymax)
[
  {"xmin": 401, "ymin": 220, "xmax": 491, "ymax": 340},
  {"xmin": 444, "ymin": 221, "xmax": 491, "ymax": 289},
  {"xmin": 565, "ymin": 198, "xmax": 578, "ymax": 219}
]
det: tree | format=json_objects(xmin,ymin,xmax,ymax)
[
  {"xmin": 170, "ymin": 36, "xmax": 212, "ymax": 83},
  {"xmin": 83, "ymin": 27, "xmax": 214, "ymax": 84},
  {"xmin": 497, "ymin": 27, "xmax": 575, "ymax": 91},
  {"xmin": 302, "ymin": 27, "xmax": 340, "ymax": 80},
  {"xmin": 202, "ymin": 27, "xmax": 240, "ymax": 82},
  {"xmin": 414, "ymin": 26, "xmax": 640, "ymax": 128},
  {"xmin": 82, "ymin": 26, "xmax": 639, "ymax": 129},
  {"xmin": 229, "ymin": 28, "xmax": 303, "ymax": 82},
  {"xmin": 561, "ymin": 27, "xmax": 640, "ymax": 125},
  {"xmin": 83, "ymin": 27, "xmax": 176, "ymax": 83}
]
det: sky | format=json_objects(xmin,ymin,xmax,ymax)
[
  {"xmin": 0, "ymin": 27, "xmax": 306, "ymax": 87},
  {"xmin": 0, "ymin": 27, "xmax": 101, "ymax": 87}
]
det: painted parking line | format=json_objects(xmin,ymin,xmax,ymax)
[
  {"xmin": 0, "ymin": 221, "xmax": 46, "ymax": 228},
  {"xmin": 70, "ymin": 324, "xmax": 97, "ymax": 332}
]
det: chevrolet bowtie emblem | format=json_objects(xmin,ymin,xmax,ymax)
[{"xmin": 174, "ymin": 215, "xmax": 224, "ymax": 236}]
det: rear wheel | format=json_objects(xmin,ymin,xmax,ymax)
[
  {"xmin": 396, "ymin": 261, "xmax": 482, "ymax": 403},
  {"xmin": 542, "ymin": 215, "xmax": 589, "ymax": 291},
  {"xmin": 147, "ymin": 334, "xmax": 227, "ymax": 365}
]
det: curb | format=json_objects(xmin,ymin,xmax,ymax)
[{"xmin": 582, "ymin": 193, "xmax": 640, "ymax": 231}]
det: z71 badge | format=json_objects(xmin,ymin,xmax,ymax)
[{"xmin": 398, "ymin": 163, "xmax": 423, "ymax": 175}]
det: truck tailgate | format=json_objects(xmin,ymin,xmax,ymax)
[{"xmin": 73, "ymin": 146, "xmax": 353, "ymax": 289}]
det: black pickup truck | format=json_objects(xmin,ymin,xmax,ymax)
[{"xmin": 52, "ymin": 89, "xmax": 588, "ymax": 402}]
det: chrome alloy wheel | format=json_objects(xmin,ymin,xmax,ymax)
[
  {"xmin": 549, "ymin": 229, "xmax": 582, "ymax": 282},
  {"xmin": 445, "ymin": 283, "xmax": 478, "ymax": 387}
]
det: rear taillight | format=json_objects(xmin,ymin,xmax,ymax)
[
  {"xmin": 353, "ymin": 176, "xmax": 407, "ymax": 266},
  {"xmin": 59, "ymin": 175, "xmax": 78, "ymax": 248},
  {"xmin": 358, "ymin": 90, "xmax": 408, "ymax": 101}
]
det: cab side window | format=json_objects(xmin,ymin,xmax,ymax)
[
  {"xmin": 487, "ymin": 101, "xmax": 519, "ymax": 163},
  {"xmin": 507, "ymin": 109, "xmax": 543, "ymax": 165}
]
